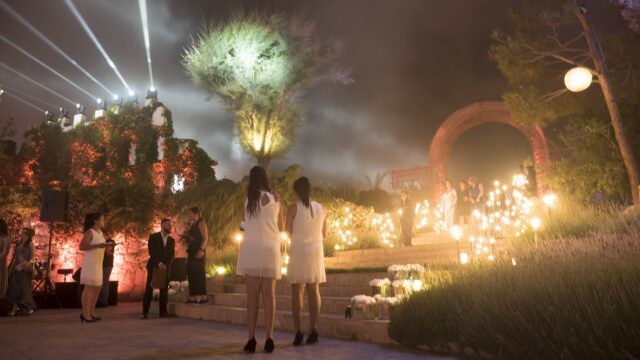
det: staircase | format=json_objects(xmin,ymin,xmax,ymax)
[
  {"xmin": 324, "ymin": 232, "xmax": 507, "ymax": 270},
  {"xmin": 169, "ymin": 272, "xmax": 393, "ymax": 344}
]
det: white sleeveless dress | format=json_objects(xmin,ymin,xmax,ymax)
[
  {"xmin": 288, "ymin": 201, "xmax": 326, "ymax": 284},
  {"xmin": 237, "ymin": 191, "xmax": 282, "ymax": 279},
  {"xmin": 80, "ymin": 229, "xmax": 105, "ymax": 286}
]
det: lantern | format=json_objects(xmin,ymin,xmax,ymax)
[{"xmin": 564, "ymin": 67, "xmax": 593, "ymax": 92}]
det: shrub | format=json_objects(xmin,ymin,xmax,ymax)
[
  {"xmin": 388, "ymin": 231, "xmax": 640, "ymax": 359},
  {"xmin": 206, "ymin": 246, "xmax": 239, "ymax": 277}
]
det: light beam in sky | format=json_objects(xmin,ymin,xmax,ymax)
[
  {"xmin": 0, "ymin": 0, "xmax": 115, "ymax": 98},
  {"xmin": 1, "ymin": 35, "xmax": 99, "ymax": 101},
  {"xmin": 2, "ymin": 90, "xmax": 46, "ymax": 113},
  {"xmin": 63, "ymin": 0, "xmax": 133, "ymax": 94},
  {"xmin": 0, "ymin": 62, "xmax": 76, "ymax": 106},
  {"xmin": 3, "ymin": 87, "xmax": 58, "ymax": 109},
  {"xmin": 138, "ymin": 0, "xmax": 155, "ymax": 89}
]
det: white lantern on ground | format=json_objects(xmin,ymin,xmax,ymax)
[{"xmin": 564, "ymin": 67, "xmax": 593, "ymax": 92}]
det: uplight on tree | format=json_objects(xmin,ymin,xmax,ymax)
[{"xmin": 564, "ymin": 66, "xmax": 593, "ymax": 92}]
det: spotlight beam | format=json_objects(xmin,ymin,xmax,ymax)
[
  {"xmin": 63, "ymin": 0, "xmax": 132, "ymax": 94},
  {"xmin": 3, "ymin": 91, "xmax": 46, "ymax": 113},
  {"xmin": 0, "ymin": 0, "xmax": 115, "ymax": 97},
  {"xmin": 3, "ymin": 87, "xmax": 58, "ymax": 109},
  {"xmin": 138, "ymin": 0, "xmax": 154, "ymax": 89},
  {"xmin": 0, "ymin": 62, "xmax": 75, "ymax": 106},
  {"xmin": 1, "ymin": 35, "xmax": 99, "ymax": 100}
]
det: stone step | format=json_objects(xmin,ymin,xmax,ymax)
[
  {"xmin": 222, "ymin": 284, "xmax": 373, "ymax": 298},
  {"xmin": 330, "ymin": 242, "xmax": 460, "ymax": 258},
  {"xmin": 170, "ymin": 303, "xmax": 391, "ymax": 344},
  {"xmin": 208, "ymin": 293, "xmax": 352, "ymax": 316}
]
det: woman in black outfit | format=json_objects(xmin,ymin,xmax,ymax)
[{"xmin": 185, "ymin": 207, "xmax": 208, "ymax": 304}]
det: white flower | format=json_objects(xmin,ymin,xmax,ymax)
[
  {"xmin": 369, "ymin": 278, "xmax": 390, "ymax": 287},
  {"xmin": 351, "ymin": 294, "xmax": 376, "ymax": 305}
]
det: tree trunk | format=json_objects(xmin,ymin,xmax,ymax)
[
  {"xmin": 255, "ymin": 110, "xmax": 273, "ymax": 170},
  {"xmin": 575, "ymin": 5, "xmax": 640, "ymax": 204},
  {"xmin": 256, "ymin": 154, "xmax": 270, "ymax": 169}
]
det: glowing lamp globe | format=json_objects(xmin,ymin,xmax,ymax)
[{"xmin": 564, "ymin": 67, "xmax": 593, "ymax": 92}]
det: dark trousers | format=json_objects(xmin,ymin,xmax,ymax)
[
  {"xmin": 143, "ymin": 267, "xmax": 168, "ymax": 315},
  {"xmin": 98, "ymin": 266, "xmax": 112, "ymax": 306},
  {"xmin": 186, "ymin": 256, "xmax": 206, "ymax": 296},
  {"xmin": 401, "ymin": 219, "xmax": 413, "ymax": 246}
]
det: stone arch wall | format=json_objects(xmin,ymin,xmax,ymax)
[{"xmin": 427, "ymin": 101, "xmax": 550, "ymax": 197}]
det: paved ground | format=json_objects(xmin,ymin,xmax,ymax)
[{"xmin": 0, "ymin": 303, "xmax": 452, "ymax": 360}]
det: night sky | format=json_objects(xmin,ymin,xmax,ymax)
[{"xmin": 0, "ymin": 0, "xmax": 535, "ymax": 189}]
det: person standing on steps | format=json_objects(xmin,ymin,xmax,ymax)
[
  {"xmin": 399, "ymin": 190, "xmax": 414, "ymax": 247},
  {"xmin": 286, "ymin": 176, "xmax": 327, "ymax": 346},
  {"xmin": 142, "ymin": 219, "xmax": 175, "ymax": 319},
  {"xmin": 185, "ymin": 208, "xmax": 208, "ymax": 305},
  {"xmin": 441, "ymin": 180, "xmax": 458, "ymax": 229},
  {"xmin": 79, "ymin": 212, "xmax": 107, "ymax": 323},
  {"xmin": 236, "ymin": 166, "xmax": 283, "ymax": 354}
]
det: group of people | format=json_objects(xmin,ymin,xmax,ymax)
[
  {"xmin": 0, "ymin": 165, "xmax": 327, "ymax": 355},
  {"xmin": 236, "ymin": 166, "xmax": 326, "ymax": 353},
  {"xmin": 441, "ymin": 176, "xmax": 485, "ymax": 228},
  {"xmin": 75, "ymin": 165, "xmax": 327, "ymax": 354}
]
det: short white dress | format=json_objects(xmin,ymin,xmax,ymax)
[
  {"xmin": 80, "ymin": 228, "xmax": 105, "ymax": 286},
  {"xmin": 236, "ymin": 191, "xmax": 282, "ymax": 279},
  {"xmin": 288, "ymin": 201, "xmax": 326, "ymax": 284}
]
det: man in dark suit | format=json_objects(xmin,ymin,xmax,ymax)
[{"xmin": 142, "ymin": 218, "xmax": 175, "ymax": 319}]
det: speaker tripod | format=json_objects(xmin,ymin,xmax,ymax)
[{"xmin": 33, "ymin": 222, "xmax": 62, "ymax": 309}]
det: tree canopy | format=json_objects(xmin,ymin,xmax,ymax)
[{"xmin": 182, "ymin": 11, "xmax": 349, "ymax": 168}]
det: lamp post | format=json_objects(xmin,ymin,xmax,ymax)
[
  {"xmin": 542, "ymin": 193, "xmax": 557, "ymax": 218},
  {"xmin": 530, "ymin": 217, "xmax": 542, "ymax": 249},
  {"xmin": 449, "ymin": 225, "xmax": 463, "ymax": 264}
]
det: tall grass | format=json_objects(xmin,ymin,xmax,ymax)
[{"xmin": 389, "ymin": 210, "xmax": 640, "ymax": 359}]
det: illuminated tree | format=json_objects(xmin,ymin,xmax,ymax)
[{"xmin": 182, "ymin": 12, "xmax": 349, "ymax": 168}]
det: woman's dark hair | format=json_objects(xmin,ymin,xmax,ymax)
[
  {"xmin": 0, "ymin": 219, "xmax": 8, "ymax": 236},
  {"xmin": 246, "ymin": 166, "xmax": 271, "ymax": 218},
  {"xmin": 83, "ymin": 212, "xmax": 102, "ymax": 233},
  {"xmin": 189, "ymin": 207, "xmax": 200, "ymax": 217},
  {"xmin": 293, "ymin": 177, "xmax": 311, "ymax": 208}
]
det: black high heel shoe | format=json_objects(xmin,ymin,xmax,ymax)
[
  {"xmin": 264, "ymin": 338, "xmax": 275, "ymax": 353},
  {"xmin": 243, "ymin": 338, "xmax": 256, "ymax": 353},
  {"xmin": 80, "ymin": 314, "xmax": 97, "ymax": 323},
  {"xmin": 91, "ymin": 315, "xmax": 102, "ymax": 321},
  {"xmin": 293, "ymin": 330, "xmax": 304, "ymax": 346},
  {"xmin": 306, "ymin": 329, "xmax": 319, "ymax": 345}
]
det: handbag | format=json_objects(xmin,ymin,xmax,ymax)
[{"xmin": 151, "ymin": 266, "xmax": 168, "ymax": 289}]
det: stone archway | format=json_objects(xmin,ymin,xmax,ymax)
[{"xmin": 427, "ymin": 101, "xmax": 550, "ymax": 197}]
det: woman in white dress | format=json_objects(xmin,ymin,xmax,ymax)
[
  {"xmin": 236, "ymin": 166, "xmax": 283, "ymax": 354},
  {"xmin": 79, "ymin": 212, "xmax": 107, "ymax": 323},
  {"xmin": 441, "ymin": 180, "xmax": 458, "ymax": 229},
  {"xmin": 286, "ymin": 177, "xmax": 327, "ymax": 346}
]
